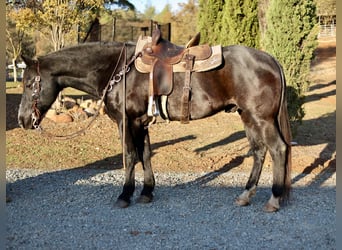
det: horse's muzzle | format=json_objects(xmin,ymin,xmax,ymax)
[{"xmin": 18, "ymin": 115, "xmax": 34, "ymax": 130}]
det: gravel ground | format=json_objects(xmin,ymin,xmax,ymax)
[{"xmin": 6, "ymin": 168, "xmax": 335, "ymax": 249}]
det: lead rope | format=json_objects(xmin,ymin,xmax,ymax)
[{"xmin": 122, "ymin": 44, "xmax": 127, "ymax": 169}]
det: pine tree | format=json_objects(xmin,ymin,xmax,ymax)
[
  {"xmin": 219, "ymin": 0, "xmax": 260, "ymax": 48},
  {"xmin": 197, "ymin": 0, "xmax": 224, "ymax": 44},
  {"xmin": 264, "ymin": 0, "xmax": 319, "ymax": 131}
]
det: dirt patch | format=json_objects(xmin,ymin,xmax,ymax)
[{"xmin": 6, "ymin": 39, "xmax": 336, "ymax": 179}]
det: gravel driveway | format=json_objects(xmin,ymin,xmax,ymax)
[{"xmin": 6, "ymin": 167, "xmax": 335, "ymax": 249}]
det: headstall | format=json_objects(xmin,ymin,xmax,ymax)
[
  {"xmin": 31, "ymin": 67, "xmax": 42, "ymax": 130},
  {"xmin": 28, "ymin": 44, "xmax": 142, "ymax": 140}
]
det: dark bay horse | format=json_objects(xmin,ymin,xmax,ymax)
[{"xmin": 18, "ymin": 41, "xmax": 292, "ymax": 212}]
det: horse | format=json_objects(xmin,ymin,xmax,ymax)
[{"xmin": 18, "ymin": 40, "xmax": 292, "ymax": 212}]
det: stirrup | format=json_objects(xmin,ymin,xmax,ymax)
[{"xmin": 147, "ymin": 96, "xmax": 160, "ymax": 117}]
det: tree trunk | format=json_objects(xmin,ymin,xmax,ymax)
[{"xmin": 12, "ymin": 58, "xmax": 17, "ymax": 83}]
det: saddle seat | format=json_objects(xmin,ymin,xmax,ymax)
[
  {"xmin": 135, "ymin": 25, "xmax": 222, "ymax": 123},
  {"xmin": 142, "ymin": 29, "xmax": 204, "ymax": 65}
]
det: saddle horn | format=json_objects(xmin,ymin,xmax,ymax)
[{"xmin": 152, "ymin": 23, "xmax": 161, "ymax": 46}]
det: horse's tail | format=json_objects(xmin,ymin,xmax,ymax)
[{"xmin": 275, "ymin": 59, "xmax": 292, "ymax": 201}]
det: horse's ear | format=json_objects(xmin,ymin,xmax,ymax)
[{"xmin": 21, "ymin": 55, "xmax": 38, "ymax": 66}]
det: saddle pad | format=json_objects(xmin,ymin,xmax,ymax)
[
  {"xmin": 135, "ymin": 36, "xmax": 222, "ymax": 73},
  {"xmin": 173, "ymin": 45, "xmax": 222, "ymax": 72}
]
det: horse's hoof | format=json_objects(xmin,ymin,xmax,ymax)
[
  {"xmin": 263, "ymin": 202, "xmax": 279, "ymax": 212},
  {"xmin": 6, "ymin": 196, "xmax": 12, "ymax": 203},
  {"xmin": 114, "ymin": 199, "xmax": 130, "ymax": 208},
  {"xmin": 263, "ymin": 195, "xmax": 280, "ymax": 212},
  {"xmin": 235, "ymin": 197, "xmax": 250, "ymax": 206},
  {"xmin": 137, "ymin": 194, "xmax": 153, "ymax": 204}
]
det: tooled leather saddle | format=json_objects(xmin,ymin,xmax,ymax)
[{"xmin": 135, "ymin": 24, "xmax": 222, "ymax": 123}]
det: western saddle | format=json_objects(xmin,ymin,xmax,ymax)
[{"xmin": 135, "ymin": 24, "xmax": 222, "ymax": 124}]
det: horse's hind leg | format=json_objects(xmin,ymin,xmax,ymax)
[
  {"xmin": 263, "ymin": 124, "xmax": 289, "ymax": 212},
  {"xmin": 236, "ymin": 126, "xmax": 267, "ymax": 207},
  {"xmin": 237, "ymin": 117, "xmax": 289, "ymax": 212}
]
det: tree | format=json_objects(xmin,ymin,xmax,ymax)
[
  {"xmin": 172, "ymin": 0, "xmax": 199, "ymax": 45},
  {"xmin": 154, "ymin": 4, "xmax": 173, "ymax": 24},
  {"xmin": 143, "ymin": 5, "xmax": 156, "ymax": 20},
  {"xmin": 6, "ymin": 2, "xmax": 35, "ymax": 82},
  {"xmin": 264, "ymin": 0, "xmax": 319, "ymax": 132},
  {"xmin": 219, "ymin": 0, "xmax": 260, "ymax": 48},
  {"xmin": 315, "ymin": 0, "xmax": 336, "ymax": 17},
  {"xmin": 107, "ymin": 0, "xmax": 135, "ymax": 10},
  {"xmin": 315, "ymin": 0, "xmax": 336, "ymax": 28},
  {"xmin": 36, "ymin": 0, "xmax": 105, "ymax": 52},
  {"xmin": 197, "ymin": 0, "xmax": 224, "ymax": 45}
]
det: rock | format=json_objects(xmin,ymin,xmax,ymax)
[
  {"xmin": 47, "ymin": 113, "xmax": 73, "ymax": 123},
  {"xmin": 68, "ymin": 105, "xmax": 88, "ymax": 121}
]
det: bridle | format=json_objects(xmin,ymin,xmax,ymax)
[
  {"xmin": 29, "ymin": 43, "xmax": 142, "ymax": 140},
  {"xmin": 31, "ymin": 75, "xmax": 42, "ymax": 130}
]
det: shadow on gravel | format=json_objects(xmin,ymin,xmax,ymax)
[
  {"xmin": 6, "ymin": 167, "xmax": 335, "ymax": 249},
  {"xmin": 177, "ymin": 155, "xmax": 247, "ymax": 188},
  {"xmin": 6, "ymin": 165, "xmax": 335, "ymax": 211}
]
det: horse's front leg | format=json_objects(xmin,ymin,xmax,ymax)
[
  {"xmin": 135, "ymin": 127, "xmax": 155, "ymax": 204},
  {"xmin": 115, "ymin": 121, "xmax": 139, "ymax": 208},
  {"xmin": 115, "ymin": 118, "xmax": 155, "ymax": 208}
]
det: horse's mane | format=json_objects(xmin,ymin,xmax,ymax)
[{"xmin": 39, "ymin": 41, "xmax": 137, "ymax": 60}]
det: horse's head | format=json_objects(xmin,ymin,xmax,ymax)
[{"xmin": 18, "ymin": 55, "xmax": 61, "ymax": 129}]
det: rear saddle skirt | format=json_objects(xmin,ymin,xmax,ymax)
[{"xmin": 134, "ymin": 31, "xmax": 222, "ymax": 123}]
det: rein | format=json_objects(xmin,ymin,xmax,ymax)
[{"xmin": 32, "ymin": 44, "xmax": 142, "ymax": 140}]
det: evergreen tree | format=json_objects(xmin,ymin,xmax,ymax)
[
  {"xmin": 219, "ymin": 0, "xmax": 260, "ymax": 48},
  {"xmin": 264, "ymin": 0, "xmax": 319, "ymax": 131},
  {"xmin": 197, "ymin": 0, "xmax": 224, "ymax": 44}
]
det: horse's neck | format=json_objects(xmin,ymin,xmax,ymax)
[
  {"xmin": 48, "ymin": 58, "xmax": 109, "ymax": 98},
  {"xmin": 59, "ymin": 73, "xmax": 102, "ymax": 97},
  {"xmin": 45, "ymin": 43, "xmax": 135, "ymax": 98}
]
